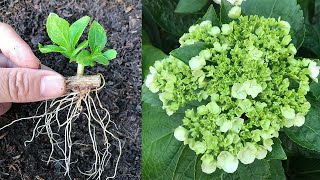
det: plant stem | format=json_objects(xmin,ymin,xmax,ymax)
[{"xmin": 77, "ymin": 64, "xmax": 85, "ymax": 76}]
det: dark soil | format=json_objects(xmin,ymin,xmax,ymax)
[{"xmin": 0, "ymin": 0, "xmax": 141, "ymax": 179}]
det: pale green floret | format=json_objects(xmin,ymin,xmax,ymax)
[
  {"xmin": 281, "ymin": 35, "xmax": 292, "ymax": 46},
  {"xmin": 255, "ymin": 145, "xmax": 268, "ymax": 159},
  {"xmin": 146, "ymin": 15, "xmax": 314, "ymax": 174},
  {"xmin": 279, "ymin": 20, "xmax": 291, "ymax": 34},
  {"xmin": 263, "ymin": 138, "xmax": 274, "ymax": 151},
  {"xmin": 217, "ymin": 151, "xmax": 239, "ymax": 173},
  {"xmin": 219, "ymin": 120, "xmax": 233, "ymax": 132},
  {"xmin": 206, "ymin": 101, "xmax": 221, "ymax": 114},
  {"xmin": 199, "ymin": 49, "xmax": 212, "ymax": 60},
  {"xmin": 281, "ymin": 106, "xmax": 296, "ymax": 119},
  {"xmin": 221, "ymin": 23, "xmax": 233, "ymax": 35},
  {"xmin": 231, "ymin": 117, "xmax": 244, "ymax": 133},
  {"xmin": 201, "ymin": 154, "xmax": 217, "ymax": 174},
  {"xmin": 209, "ymin": 26, "xmax": 221, "ymax": 36},
  {"xmin": 228, "ymin": 6, "xmax": 242, "ymax": 19},
  {"xmin": 293, "ymin": 113, "xmax": 305, "ymax": 127},
  {"xmin": 189, "ymin": 24, "xmax": 198, "ymax": 33},
  {"xmin": 308, "ymin": 61, "xmax": 320, "ymax": 82},
  {"xmin": 243, "ymin": 80, "xmax": 263, "ymax": 98},
  {"xmin": 200, "ymin": 20, "xmax": 212, "ymax": 29},
  {"xmin": 237, "ymin": 142, "xmax": 257, "ymax": 164},
  {"xmin": 189, "ymin": 56, "xmax": 206, "ymax": 71},
  {"xmin": 193, "ymin": 141, "xmax": 207, "ymax": 154},
  {"xmin": 174, "ymin": 126, "xmax": 188, "ymax": 141},
  {"xmin": 231, "ymin": 83, "xmax": 247, "ymax": 99}
]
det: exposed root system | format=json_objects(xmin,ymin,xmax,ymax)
[{"xmin": 0, "ymin": 74, "xmax": 122, "ymax": 179}]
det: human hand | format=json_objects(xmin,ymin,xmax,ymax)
[{"xmin": 0, "ymin": 23, "xmax": 66, "ymax": 116}]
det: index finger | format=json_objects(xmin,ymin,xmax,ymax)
[{"xmin": 0, "ymin": 23, "xmax": 40, "ymax": 69}]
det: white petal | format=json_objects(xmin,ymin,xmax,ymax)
[
  {"xmin": 220, "ymin": 120, "xmax": 233, "ymax": 132},
  {"xmin": 189, "ymin": 56, "xmax": 206, "ymax": 71},
  {"xmin": 201, "ymin": 155, "xmax": 217, "ymax": 174},
  {"xmin": 309, "ymin": 61, "xmax": 320, "ymax": 82},
  {"xmin": 237, "ymin": 143, "xmax": 257, "ymax": 164},
  {"xmin": 174, "ymin": 126, "xmax": 188, "ymax": 141},
  {"xmin": 228, "ymin": 6, "xmax": 241, "ymax": 19},
  {"xmin": 293, "ymin": 113, "xmax": 305, "ymax": 127},
  {"xmin": 281, "ymin": 106, "xmax": 295, "ymax": 119},
  {"xmin": 209, "ymin": 26, "xmax": 221, "ymax": 36},
  {"xmin": 217, "ymin": 151, "xmax": 239, "ymax": 173},
  {"xmin": 256, "ymin": 146, "xmax": 268, "ymax": 160}
]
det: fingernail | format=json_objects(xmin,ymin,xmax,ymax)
[{"xmin": 40, "ymin": 75, "xmax": 65, "ymax": 98}]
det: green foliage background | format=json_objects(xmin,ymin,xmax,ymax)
[{"xmin": 142, "ymin": 0, "xmax": 320, "ymax": 179}]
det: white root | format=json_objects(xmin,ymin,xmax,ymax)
[{"xmin": 0, "ymin": 74, "xmax": 122, "ymax": 179}]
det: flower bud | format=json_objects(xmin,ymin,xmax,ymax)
[
  {"xmin": 228, "ymin": 6, "xmax": 241, "ymax": 19},
  {"xmin": 174, "ymin": 126, "xmax": 188, "ymax": 141}
]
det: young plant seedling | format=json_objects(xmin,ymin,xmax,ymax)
[
  {"xmin": 39, "ymin": 13, "xmax": 117, "ymax": 89},
  {"xmin": 0, "ymin": 13, "xmax": 121, "ymax": 179}
]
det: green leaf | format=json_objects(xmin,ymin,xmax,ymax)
[
  {"xmin": 93, "ymin": 54, "xmax": 110, "ymax": 65},
  {"xmin": 267, "ymin": 160, "xmax": 286, "ymax": 180},
  {"xmin": 76, "ymin": 50, "xmax": 94, "ymax": 66},
  {"xmin": 103, "ymin": 49, "xmax": 117, "ymax": 60},
  {"xmin": 310, "ymin": 82, "xmax": 320, "ymax": 100},
  {"xmin": 287, "ymin": 157, "xmax": 320, "ymax": 179},
  {"xmin": 221, "ymin": 160, "xmax": 271, "ymax": 180},
  {"xmin": 142, "ymin": 44, "xmax": 167, "ymax": 80},
  {"xmin": 142, "ymin": 85, "xmax": 163, "ymax": 107},
  {"xmin": 303, "ymin": 24, "xmax": 320, "ymax": 57},
  {"xmin": 88, "ymin": 21, "xmax": 107, "ymax": 54},
  {"xmin": 175, "ymin": 0, "xmax": 208, "ymax": 14},
  {"xmin": 46, "ymin": 13, "xmax": 70, "ymax": 49},
  {"xmin": 173, "ymin": 147, "xmax": 197, "ymax": 180},
  {"xmin": 195, "ymin": 159, "xmax": 224, "ymax": 180},
  {"xmin": 70, "ymin": 40, "xmax": 88, "ymax": 59},
  {"xmin": 220, "ymin": 0, "xmax": 233, "ymax": 24},
  {"xmin": 196, "ymin": 5, "xmax": 220, "ymax": 26},
  {"xmin": 298, "ymin": 0, "xmax": 320, "ymax": 57},
  {"xmin": 266, "ymin": 138, "xmax": 287, "ymax": 160},
  {"xmin": 38, "ymin": 44, "xmax": 66, "ymax": 53},
  {"xmin": 143, "ymin": 0, "xmax": 203, "ymax": 36},
  {"xmin": 69, "ymin": 16, "xmax": 90, "ymax": 48},
  {"xmin": 241, "ymin": 0, "xmax": 305, "ymax": 49},
  {"xmin": 170, "ymin": 42, "xmax": 207, "ymax": 64},
  {"xmin": 142, "ymin": 102, "xmax": 186, "ymax": 179},
  {"xmin": 284, "ymin": 95, "xmax": 320, "ymax": 152},
  {"xmin": 279, "ymin": 133, "xmax": 320, "ymax": 159}
]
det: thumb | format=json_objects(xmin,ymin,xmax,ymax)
[{"xmin": 0, "ymin": 68, "xmax": 66, "ymax": 103}]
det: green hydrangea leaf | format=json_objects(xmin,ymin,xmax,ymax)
[
  {"xmin": 88, "ymin": 21, "xmax": 107, "ymax": 54},
  {"xmin": 266, "ymin": 138, "xmax": 287, "ymax": 160},
  {"xmin": 170, "ymin": 42, "xmax": 207, "ymax": 64},
  {"xmin": 266, "ymin": 160, "xmax": 286, "ymax": 180},
  {"xmin": 241, "ymin": 0, "xmax": 305, "ymax": 48},
  {"xmin": 93, "ymin": 54, "xmax": 110, "ymax": 65},
  {"xmin": 173, "ymin": 147, "xmax": 197, "ymax": 180},
  {"xmin": 103, "ymin": 49, "xmax": 117, "ymax": 60},
  {"xmin": 70, "ymin": 40, "xmax": 88, "ymax": 59},
  {"xmin": 46, "ymin": 13, "xmax": 70, "ymax": 50},
  {"xmin": 279, "ymin": 133, "xmax": 320, "ymax": 159},
  {"xmin": 142, "ymin": 102, "xmax": 186, "ymax": 179},
  {"xmin": 76, "ymin": 50, "xmax": 94, "ymax": 66},
  {"xmin": 196, "ymin": 5, "xmax": 220, "ymax": 26},
  {"xmin": 38, "ymin": 44, "xmax": 66, "ymax": 53},
  {"xmin": 142, "ymin": 44, "xmax": 167, "ymax": 80},
  {"xmin": 143, "ymin": 0, "xmax": 202, "ymax": 36},
  {"xmin": 220, "ymin": 0, "xmax": 233, "ymax": 24},
  {"xmin": 175, "ymin": 0, "xmax": 208, "ymax": 14},
  {"xmin": 284, "ymin": 96, "xmax": 320, "ymax": 152},
  {"xmin": 69, "ymin": 16, "xmax": 90, "ymax": 48}
]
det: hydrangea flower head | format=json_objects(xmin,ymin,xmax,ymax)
[{"xmin": 145, "ymin": 8, "xmax": 319, "ymax": 174}]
